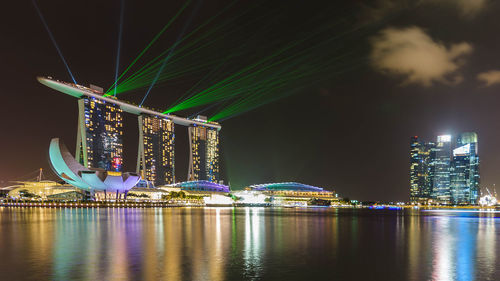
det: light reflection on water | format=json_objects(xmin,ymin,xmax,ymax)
[{"xmin": 0, "ymin": 208, "xmax": 499, "ymax": 280}]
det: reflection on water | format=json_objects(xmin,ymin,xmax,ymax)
[{"xmin": 0, "ymin": 208, "xmax": 500, "ymax": 280}]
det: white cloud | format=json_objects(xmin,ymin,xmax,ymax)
[
  {"xmin": 370, "ymin": 26, "xmax": 473, "ymax": 86},
  {"xmin": 477, "ymin": 70, "xmax": 500, "ymax": 86}
]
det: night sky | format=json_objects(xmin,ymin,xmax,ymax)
[{"xmin": 1, "ymin": 0, "xmax": 500, "ymax": 202}]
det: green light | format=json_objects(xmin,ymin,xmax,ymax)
[
  {"xmin": 104, "ymin": 0, "xmax": 192, "ymax": 96},
  {"xmin": 105, "ymin": 0, "xmax": 243, "ymax": 96}
]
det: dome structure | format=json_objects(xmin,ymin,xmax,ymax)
[
  {"xmin": 250, "ymin": 182, "xmax": 326, "ymax": 192},
  {"xmin": 173, "ymin": 180, "xmax": 230, "ymax": 193},
  {"xmin": 48, "ymin": 138, "xmax": 140, "ymax": 192}
]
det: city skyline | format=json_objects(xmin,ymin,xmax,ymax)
[
  {"xmin": 410, "ymin": 133, "xmax": 480, "ymax": 205},
  {"xmin": 4, "ymin": 2, "xmax": 500, "ymax": 281},
  {"xmin": 3, "ymin": 1, "xmax": 500, "ymax": 201}
]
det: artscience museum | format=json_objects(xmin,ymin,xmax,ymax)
[{"xmin": 49, "ymin": 138, "xmax": 140, "ymax": 192}]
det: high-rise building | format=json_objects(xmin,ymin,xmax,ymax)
[
  {"xmin": 410, "ymin": 132, "xmax": 480, "ymax": 205},
  {"xmin": 409, "ymin": 136, "xmax": 434, "ymax": 203},
  {"xmin": 431, "ymin": 135, "xmax": 452, "ymax": 203},
  {"xmin": 137, "ymin": 115, "xmax": 175, "ymax": 186},
  {"xmin": 76, "ymin": 97, "xmax": 123, "ymax": 171},
  {"xmin": 450, "ymin": 132, "xmax": 480, "ymax": 205},
  {"xmin": 188, "ymin": 116, "xmax": 220, "ymax": 182}
]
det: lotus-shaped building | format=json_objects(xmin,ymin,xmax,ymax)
[{"xmin": 48, "ymin": 138, "xmax": 140, "ymax": 192}]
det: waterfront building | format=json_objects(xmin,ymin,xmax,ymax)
[
  {"xmin": 166, "ymin": 180, "xmax": 230, "ymax": 194},
  {"xmin": 160, "ymin": 181, "xmax": 230, "ymax": 203},
  {"xmin": 76, "ymin": 96, "xmax": 123, "ymax": 171},
  {"xmin": 409, "ymin": 133, "xmax": 480, "ymax": 205},
  {"xmin": 125, "ymin": 187, "xmax": 169, "ymax": 201},
  {"xmin": 450, "ymin": 132, "xmax": 480, "ymax": 205},
  {"xmin": 40, "ymin": 78, "xmax": 223, "ymax": 191},
  {"xmin": 249, "ymin": 182, "xmax": 338, "ymax": 205},
  {"xmin": 137, "ymin": 115, "xmax": 175, "ymax": 186},
  {"xmin": 188, "ymin": 116, "xmax": 220, "ymax": 182},
  {"xmin": 409, "ymin": 136, "xmax": 434, "ymax": 203},
  {"xmin": 6, "ymin": 180, "xmax": 87, "ymax": 201},
  {"xmin": 431, "ymin": 135, "xmax": 452, "ymax": 203},
  {"xmin": 49, "ymin": 138, "xmax": 140, "ymax": 192}
]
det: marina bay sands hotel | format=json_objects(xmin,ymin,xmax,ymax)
[{"xmin": 38, "ymin": 77, "xmax": 221, "ymax": 187}]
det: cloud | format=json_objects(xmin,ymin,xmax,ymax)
[
  {"xmin": 370, "ymin": 26, "xmax": 473, "ymax": 86},
  {"xmin": 358, "ymin": 0, "xmax": 409, "ymax": 24},
  {"xmin": 436, "ymin": 0, "xmax": 488, "ymax": 18},
  {"xmin": 477, "ymin": 70, "xmax": 500, "ymax": 86},
  {"xmin": 360, "ymin": 0, "xmax": 487, "ymax": 23}
]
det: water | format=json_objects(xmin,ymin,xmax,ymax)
[{"xmin": 0, "ymin": 207, "xmax": 498, "ymax": 281}]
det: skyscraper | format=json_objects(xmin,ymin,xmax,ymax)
[
  {"xmin": 76, "ymin": 97, "xmax": 123, "ymax": 171},
  {"xmin": 450, "ymin": 132, "xmax": 480, "ymax": 205},
  {"xmin": 431, "ymin": 135, "xmax": 452, "ymax": 203},
  {"xmin": 137, "ymin": 115, "xmax": 175, "ymax": 186},
  {"xmin": 409, "ymin": 136, "xmax": 434, "ymax": 203},
  {"xmin": 410, "ymin": 132, "xmax": 480, "ymax": 205},
  {"xmin": 188, "ymin": 116, "xmax": 220, "ymax": 182}
]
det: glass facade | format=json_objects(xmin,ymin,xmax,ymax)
[
  {"xmin": 410, "ymin": 133, "xmax": 480, "ymax": 205},
  {"xmin": 450, "ymin": 133, "xmax": 479, "ymax": 205},
  {"xmin": 431, "ymin": 135, "xmax": 452, "ymax": 203},
  {"xmin": 77, "ymin": 97, "xmax": 123, "ymax": 171},
  {"xmin": 409, "ymin": 136, "xmax": 434, "ymax": 203},
  {"xmin": 188, "ymin": 125, "xmax": 220, "ymax": 182},
  {"xmin": 137, "ymin": 115, "xmax": 175, "ymax": 186}
]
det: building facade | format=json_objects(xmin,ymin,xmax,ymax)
[
  {"xmin": 409, "ymin": 133, "xmax": 480, "ymax": 205},
  {"xmin": 410, "ymin": 136, "xmax": 434, "ymax": 203},
  {"xmin": 450, "ymin": 133, "xmax": 479, "ymax": 205},
  {"xmin": 188, "ymin": 116, "xmax": 220, "ymax": 182},
  {"xmin": 432, "ymin": 135, "xmax": 452, "ymax": 203},
  {"xmin": 137, "ymin": 115, "xmax": 175, "ymax": 186},
  {"xmin": 76, "ymin": 97, "xmax": 123, "ymax": 171}
]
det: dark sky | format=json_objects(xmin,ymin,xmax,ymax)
[{"xmin": 1, "ymin": 0, "xmax": 500, "ymax": 202}]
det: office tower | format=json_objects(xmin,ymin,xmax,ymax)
[
  {"xmin": 450, "ymin": 132, "xmax": 480, "ymax": 205},
  {"xmin": 431, "ymin": 135, "xmax": 452, "ymax": 203},
  {"xmin": 409, "ymin": 136, "xmax": 434, "ymax": 203},
  {"xmin": 137, "ymin": 115, "xmax": 175, "ymax": 186},
  {"xmin": 188, "ymin": 116, "xmax": 220, "ymax": 182},
  {"xmin": 76, "ymin": 97, "xmax": 123, "ymax": 171}
]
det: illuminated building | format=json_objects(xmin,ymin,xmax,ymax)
[
  {"xmin": 431, "ymin": 135, "xmax": 452, "ymax": 203},
  {"xmin": 249, "ymin": 182, "xmax": 338, "ymax": 205},
  {"xmin": 76, "ymin": 96, "xmax": 123, "ymax": 171},
  {"xmin": 39, "ymin": 77, "xmax": 222, "ymax": 189},
  {"xmin": 159, "ymin": 181, "xmax": 230, "ymax": 204},
  {"xmin": 49, "ymin": 138, "xmax": 140, "ymax": 192},
  {"xmin": 137, "ymin": 115, "xmax": 175, "ymax": 186},
  {"xmin": 410, "ymin": 133, "xmax": 480, "ymax": 205},
  {"xmin": 450, "ymin": 132, "xmax": 480, "ymax": 205},
  {"xmin": 174, "ymin": 180, "xmax": 230, "ymax": 193},
  {"xmin": 127, "ymin": 187, "xmax": 169, "ymax": 201},
  {"xmin": 6, "ymin": 180, "xmax": 87, "ymax": 201},
  {"xmin": 409, "ymin": 136, "xmax": 434, "ymax": 203},
  {"xmin": 188, "ymin": 116, "xmax": 220, "ymax": 182}
]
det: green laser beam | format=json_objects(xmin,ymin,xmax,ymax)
[
  {"xmin": 104, "ymin": 0, "xmax": 192, "ymax": 95},
  {"xmin": 106, "ymin": 0, "xmax": 245, "ymax": 95}
]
